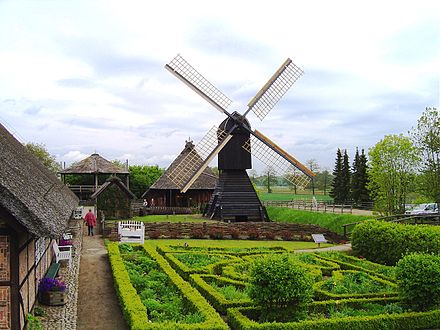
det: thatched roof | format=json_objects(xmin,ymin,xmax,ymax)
[
  {"xmin": 59, "ymin": 153, "xmax": 129, "ymax": 174},
  {"xmin": 91, "ymin": 176, "xmax": 135, "ymax": 199},
  {"xmin": 0, "ymin": 123, "xmax": 78, "ymax": 238},
  {"xmin": 147, "ymin": 140, "xmax": 218, "ymax": 191}
]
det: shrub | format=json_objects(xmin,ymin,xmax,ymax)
[
  {"xmin": 229, "ymin": 228, "xmax": 240, "ymax": 239},
  {"xmin": 280, "ymin": 230, "xmax": 293, "ymax": 241},
  {"xmin": 190, "ymin": 228, "xmax": 205, "ymax": 239},
  {"xmin": 247, "ymin": 229, "xmax": 260, "ymax": 240},
  {"xmin": 208, "ymin": 228, "xmax": 224, "ymax": 239},
  {"xmin": 148, "ymin": 230, "xmax": 161, "ymax": 239},
  {"xmin": 248, "ymin": 254, "xmax": 313, "ymax": 308},
  {"xmin": 351, "ymin": 220, "xmax": 440, "ymax": 265},
  {"xmin": 263, "ymin": 231, "xmax": 276, "ymax": 240},
  {"xmin": 168, "ymin": 230, "xmax": 180, "ymax": 239},
  {"xmin": 395, "ymin": 253, "xmax": 440, "ymax": 311}
]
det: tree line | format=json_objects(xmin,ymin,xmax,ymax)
[{"xmin": 330, "ymin": 107, "xmax": 439, "ymax": 215}]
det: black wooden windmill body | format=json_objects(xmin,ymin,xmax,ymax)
[{"xmin": 165, "ymin": 55, "xmax": 315, "ymax": 222}]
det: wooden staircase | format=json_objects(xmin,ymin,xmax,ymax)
[{"xmin": 204, "ymin": 170, "xmax": 268, "ymax": 222}]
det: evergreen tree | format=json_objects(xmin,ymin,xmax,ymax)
[
  {"xmin": 351, "ymin": 148, "xmax": 371, "ymax": 206},
  {"xmin": 330, "ymin": 149, "xmax": 343, "ymax": 203},
  {"xmin": 340, "ymin": 149, "xmax": 351, "ymax": 203},
  {"xmin": 358, "ymin": 149, "xmax": 371, "ymax": 205}
]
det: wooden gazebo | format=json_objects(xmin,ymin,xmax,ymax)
[
  {"xmin": 142, "ymin": 140, "xmax": 217, "ymax": 208},
  {"xmin": 59, "ymin": 153, "xmax": 129, "ymax": 201},
  {"xmin": 0, "ymin": 123, "xmax": 78, "ymax": 329}
]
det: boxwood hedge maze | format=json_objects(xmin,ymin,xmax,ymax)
[{"xmin": 107, "ymin": 241, "xmax": 440, "ymax": 329}]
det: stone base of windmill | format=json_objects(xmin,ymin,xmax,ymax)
[{"xmin": 39, "ymin": 290, "xmax": 68, "ymax": 306}]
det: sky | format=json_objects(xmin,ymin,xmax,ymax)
[{"xmin": 0, "ymin": 0, "xmax": 439, "ymax": 174}]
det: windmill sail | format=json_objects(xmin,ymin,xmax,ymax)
[
  {"xmin": 245, "ymin": 58, "xmax": 303, "ymax": 121},
  {"xmin": 165, "ymin": 54, "xmax": 232, "ymax": 114},
  {"xmin": 167, "ymin": 126, "xmax": 232, "ymax": 193},
  {"xmin": 243, "ymin": 130, "xmax": 315, "ymax": 188}
]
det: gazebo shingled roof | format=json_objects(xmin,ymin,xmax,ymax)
[
  {"xmin": 59, "ymin": 153, "xmax": 129, "ymax": 174},
  {"xmin": 148, "ymin": 140, "xmax": 217, "ymax": 191},
  {"xmin": 0, "ymin": 123, "xmax": 79, "ymax": 238}
]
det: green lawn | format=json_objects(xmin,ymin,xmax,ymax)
[
  {"xmin": 148, "ymin": 239, "xmax": 333, "ymax": 252},
  {"xmin": 258, "ymin": 192, "xmax": 333, "ymax": 202},
  {"xmin": 267, "ymin": 207, "xmax": 375, "ymax": 235}
]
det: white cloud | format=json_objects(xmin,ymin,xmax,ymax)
[{"xmin": 0, "ymin": 0, "xmax": 439, "ymax": 173}]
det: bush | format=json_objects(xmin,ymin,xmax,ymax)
[
  {"xmin": 190, "ymin": 228, "xmax": 205, "ymax": 239},
  {"xmin": 396, "ymin": 253, "xmax": 440, "ymax": 311},
  {"xmin": 247, "ymin": 229, "xmax": 260, "ymax": 240},
  {"xmin": 351, "ymin": 220, "xmax": 440, "ymax": 265},
  {"xmin": 148, "ymin": 230, "xmax": 161, "ymax": 239},
  {"xmin": 279, "ymin": 230, "xmax": 293, "ymax": 241},
  {"xmin": 229, "ymin": 228, "xmax": 240, "ymax": 239},
  {"xmin": 248, "ymin": 254, "xmax": 313, "ymax": 308},
  {"xmin": 208, "ymin": 228, "xmax": 224, "ymax": 239}
]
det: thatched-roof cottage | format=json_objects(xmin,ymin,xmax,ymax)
[
  {"xmin": 0, "ymin": 123, "xmax": 78, "ymax": 329},
  {"xmin": 91, "ymin": 176, "xmax": 135, "ymax": 220},
  {"xmin": 142, "ymin": 141, "xmax": 217, "ymax": 208},
  {"xmin": 59, "ymin": 153, "xmax": 129, "ymax": 201}
]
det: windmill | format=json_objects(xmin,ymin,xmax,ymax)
[{"xmin": 165, "ymin": 55, "xmax": 315, "ymax": 221}]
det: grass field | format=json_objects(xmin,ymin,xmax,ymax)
[
  {"xmin": 267, "ymin": 207, "xmax": 375, "ymax": 235},
  {"xmin": 258, "ymin": 192, "xmax": 333, "ymax": 202},
  {"xmin": 147, "ymin": 238, "xmax": 332, "ymax": 252}
]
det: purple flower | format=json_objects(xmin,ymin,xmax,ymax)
[
  {"xmin": 38, "ymin": 277, "xmax": 67, "ymax": 293},
  {"xmin": 59, "ymin": 239, "xmax": 73, "ymax": 246}
]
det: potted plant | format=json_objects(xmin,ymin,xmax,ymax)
[{"xmin": 38, "ymin": 277, "xmax": 67, "ymax": 306}]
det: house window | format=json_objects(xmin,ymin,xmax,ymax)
[{"xmin": 35, "ymin": 237, "xmax": 46, "ymax": 264}]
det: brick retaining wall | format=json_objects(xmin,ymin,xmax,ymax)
[{"xmin": 104, "ymin": 221, "xmax": 343, "ymax": 243}]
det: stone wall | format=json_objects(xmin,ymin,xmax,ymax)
[{"xmin": 104, "ymin": 221, "xmax": 343, "ymax": 243}]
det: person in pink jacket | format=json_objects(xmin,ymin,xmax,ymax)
[{"xmin": 84, "ymin": 209, "xmax": 97, "ymax": 236}]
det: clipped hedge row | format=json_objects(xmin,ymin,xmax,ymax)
[
  {"xmin": 142, "ymin": 244, "xmax": 229, "ymax": 329},
  {"xmin": 157, "ymin": 245, "xmax": 288, "ymax": 256},
  {"xmin": 190, "ymin": 274, "xmax": 252, "ymax": 313},
  {"xmin": 351, "ymin": 220, "xmax": 440, "ymax": 265},
  {"xmin": 107, "ymin": 242, "xmax": 149, "ymax": 329},
  {"xmin": 314, "ymin": 253, "xmax": 395, "ymax": 281},
  {"xmin": 228, "ymin": 297, "xmax": 440, "ymax": 330},
  {"xmin": 313, "ymin": 270, "xmax": 398, "ymax": 301},
  {"xmin": 162, "ymin": 252, "xmax": 240, "ymax": 280}
]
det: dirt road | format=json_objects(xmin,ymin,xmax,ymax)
[{"xmin": 77, "ymin": 233, "xmax": 129, "ymax": 330}]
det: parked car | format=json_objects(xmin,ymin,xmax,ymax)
[{"xmin": 405, "ymin": 203, "xmax": 438, "ymax": 215}]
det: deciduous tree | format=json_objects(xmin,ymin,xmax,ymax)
[
  {"xmin": 24, "ymin": 142, "xmax": 61, "ymax": 173},
  {"xmin": 410, "ymin": 107, "xmax": 440, "ymax": 212},
  {"xmin": 368, "ymin": 134, "xmax": 420, "ymax": 214}
]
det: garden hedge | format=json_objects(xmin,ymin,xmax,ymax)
[
  {"xmin": 313, "ymin": 270, "xmax": 398, "ymax": 300},
  {"xmin": 314, "ymin": 253, "xmax": 395, "ymax": 281},
  {"xmin": 107, "ymin": 242, "xmax": 149, "ymax": 329},
  {"xmin": 190, "ymin": 274, "xmax": 252, "ymax": 313},
  {"xmin": 142, "ymin": 244, "xmax": 229, "ymax": 329},
  {"xmin": 228, "ymin": 298, "xmax": 440, "ymax": 330},
  {"xmin": 351, "ymin": 220, "xmax": 440, "ymax": 265}
]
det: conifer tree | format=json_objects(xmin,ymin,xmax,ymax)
[
  {"xmin": 351, "ymin": 148, "xmax": 371, "ymax": 206},
  {"xmin": 351, "ymin": 148, "xmax": 361, "ymax": 205},
  {"xmin": 340, "ymin": 149, "xmax": 351, "ymax": 203},
  {"xmin": 330, "ymin": 149, "xmax": 343, "ymax": 203},
  {"xmin": 358, "ymin": 149, "xmax": 371, "ymax": 205}
]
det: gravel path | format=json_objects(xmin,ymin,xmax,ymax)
[
  {"xmin": 295, "ymin": 243, "xmax": 352, "ymax": 253},
  {"xmin": 77, "ymin": 233, "xmax": 128, "ymax": 330}
]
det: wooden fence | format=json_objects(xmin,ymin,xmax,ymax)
[{"xmin": 263, "ymin": 200, "xmax": 353, "ymax": 214}]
